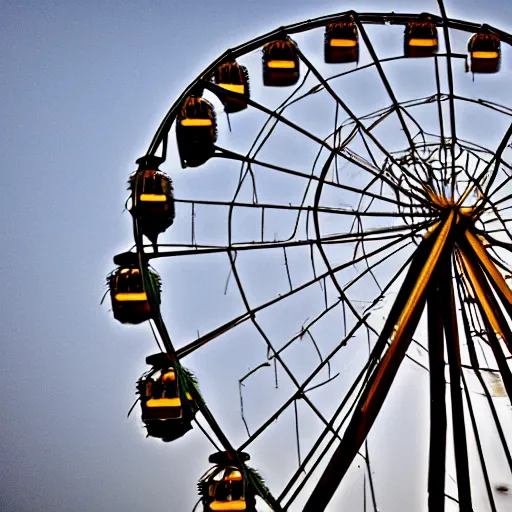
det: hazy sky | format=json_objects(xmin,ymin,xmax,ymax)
[{"xmin": 1, "ymin": 1, "xmax": 511, "ymax": 511}]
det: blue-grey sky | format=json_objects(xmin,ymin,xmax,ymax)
[{"xmin": 1, "ymin": 1, "xmax": 511, "ymax": 511}]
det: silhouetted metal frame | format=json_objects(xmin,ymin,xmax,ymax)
[{"xmin": 111, "ymin": 4, "xmax": 512, "ymax": 512}]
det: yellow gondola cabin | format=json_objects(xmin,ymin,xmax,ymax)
[
  {"xmin": 468, "ymin": 29, "xmax": 501, "ymax": 74},
  {"xmin": 214, "ymin": 61, "xmax": 250, "ymax": 113},
  {"xmin": 108, "ymin": 265, "xmax": 160, "ymax": 324},
  {"xmin": 404, "ymin": 16, "xmax": 439, "ymax": 58},
  {"xmin": 129, "ymin": 157, "xmax": 175, "ymax": 244},
  {"xmin": 262, "ymin": 39, "xmax": 300, "ymax": 87},
  {"xmin": 199, "ymin": 452, "xmax": 257, "ymax": 512},
  {"xmin": 324, "ymin": 17, "xmax": 359, "ymax": 64},
  {"xmin": 177, "ymin": 96, "xmax": 218, "ymax": 168},
  {"xmin": 137, "ymin": 352, "xmax": 197, "ymax": 442}
]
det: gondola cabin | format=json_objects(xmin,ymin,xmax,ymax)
[
  {"xmin": 177, "ymin": 96, "xmax": 217, "ymax": 168},
  {"xmin": 137, "ymin": 352, "xmax": 197, "ymax": 442},
  {"xmin": 109, "ymin": 266, "xmax": 160, "ymax": 324},
  {"xmin": 130, "ymin": 167, "xmax": 175, "ymax": 244},
  {"xmin": 199, "ymin": 452, "xmax": 256, "ymax": 512},
  {"xmin": 404, "ymin": 17, "xmax": 438, "ymax": 58},
  {"xmin": 468, "ymin": 30, "xmax": 501, "ymax": 73},
  {"xmin": 324, "ymin": 18, "xmax": 359, "ymax": 64},
  {"xmin": 214, "ymin": 61, "xmax": 250, "ymax": 113},
  {"xmin": 262, "ymin": 39, "xmax": 300, "ymax": 87}
]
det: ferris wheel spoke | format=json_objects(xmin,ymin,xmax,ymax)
[
  {"xmin": 295, "ymin": 47, "xmax": 432, "ymax": 203},
  {"xmin": 148, "ymin": 212, "xmax": 426, "ymax": 258},
  {"xmin": 453, "ymin": 95, "xmax": 512, "ymax": 118},
  {"xmin": 316, "ymin": 220, "xmax": 428, "ymax": 243},
  {"xmin": 271, "ymin": 239, "xmax": 414, "ymax": 361},
  {"xmin": 477, "ymin": 224, "xmax": 512, "ymax": 239},
  {"xmin": 483, "ymin": 188, "xmax": 512, "ymax": 221},
  {"xmin": 340, "ymin": 130, "xmax": 432, "ymax": 202},
  {"xmin": 458, "ymin": 140, "xmax": 512, "ymax": 214},
  {"xmin": 176, "ymin": 223, "xmax": 426, "ymax": 360},
  {"xmin": 260, "ymin": 345, "xmax": 375, "ymax": 509},
  {"xmin": 398, "ymin": 104, "xmax": 430, "ymax": 150},
  {"xmin": 281, "ymin": 349, "xmax": 378, "ymax": 509},
  {"xmin": 147, "ymin": 231, "xmax": 410, "ymax": 261},
  {"xmin": 436, "ymin": 1, "xmax": 458, "ymax": 199},
  {"xmin": 238, "ymin": 314, "xmax": 372, "ymax": 454},
  {"xmin": 205, "ymin": 80, "xmax": 334, "ymax": 152},
  {"xmin": 478, "ymin": 123, "xmax": 512, "ymax": 205},
  {"xmin": 217, "ymin": 149, "xmax": 424, "ymax": 210},
  {"xmin": 312, "ymin": 150, "xmax": 434, "ymax": 346},
  {"xmin": 270, "ymin": 233, "xmax": 431, "ymax": 375},
  {"xmin": 354, "ymin": 15, "xmax": 424, "ymax": 159},
  {"xmin": 270, "ymin": 299, "xmax": 343, "ymax": 360},
  {"xmin": 433, "ymin": 57, "xmax": 447, "ymax": 183},
  {"xmin": 343, "ymin": 238, "xmax": 432, "ymax": 371},
  {"xmin": 314, "ymin": 219, "xmax": 438, "ymax": 343},
  {"xmin": 225, "ymin": 247, "xmax": 372, "ymax": 466},
  {"xmin": 172, "ymin": 197, "xmax": 435, "ymax": 219},
  {"xmin": 340, "ymin": 93, "xmax": 444, "ymax": 133},
  {"xmin": 239, "ymin": 68, "xmax": 317, "ymax": 165},
  {"xmin": 302, "ymin": 51, "xmax": 463, "ymax": 107}
]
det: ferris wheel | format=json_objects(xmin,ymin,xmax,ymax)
[{"xmin": 106, "ymin": 2, "xmax": 512, "ymax": 511}]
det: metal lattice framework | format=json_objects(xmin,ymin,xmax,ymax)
[{"xmin": 109, "ymin": 2, "xmax": 512, "ymax": 511}]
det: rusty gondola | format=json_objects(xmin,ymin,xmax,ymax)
[
  {"xmin": 199, "ymin": 452, "xmax": 257, "ymax": 512},
  {"xmin": 324, "ymin": 16, "xmax": 359, "ymax": 64},
  {"xmin": 137, "ymin": 352, "xmax": 198, "ymax": 442},
  {"xmin": 129, "ymin": 156, "xmax": 175, "ymax": 245},
  {"xmin": 177, "ymin": 96, "xmax": 217, "ymax": 167},
  {"xmin": 468, "ymin": 27, "xmax": 501, "ymax": 73},
  {"xmin": 108, "ymin": 265, "xmax": 160, "ymax": 324},
  {"xmin": 404, "ymin": 15, "xmax": 439, "ymax": 58},
  {"xmin": 262, "ymin": 39, "xmax": 300, "ymax": 86},
  {"xmin": 214, "ymin": 61, "xmax": 250, "ymax": 113}
]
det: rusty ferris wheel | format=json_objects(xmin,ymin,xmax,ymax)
[{"xmin": 106, "ymin": 3, "xmax": 512, "ymax": 511}]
